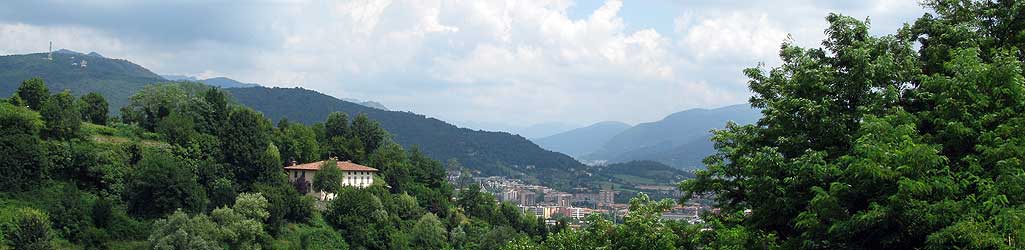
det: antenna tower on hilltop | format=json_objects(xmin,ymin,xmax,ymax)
[{"xmin": 47, "ymin": 41, "xmax": 53, "ymax": 61}]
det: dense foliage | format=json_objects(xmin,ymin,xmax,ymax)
[
  {"xmin": 0, "ymin": 52, "xmax": 166, "ymax": 111},
  {"xmin": 1, "ymin": 1, "xmax": 1019, "ymax": 249},
  {"xmin": 78, "ymin": 92, "xmax": 108, "ymax": 125},
  {"xmin": 0, "ymin": 102, "xmax": 45, "ymax": 191},
  {"xmin": 226, "ymin": 87, "xmax": 592, "ymax": 190},
  {"xmin": 1, "ymin": 80, "xmax": 552, "ymax": 250},
  {"xmin": 677, "ymin": 1, "xmax": 1025, "ymax": 249}
]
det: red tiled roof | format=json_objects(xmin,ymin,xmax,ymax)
[{"xmin": 283, "ymin": 160, "xmax": 378, "ymax": 172}]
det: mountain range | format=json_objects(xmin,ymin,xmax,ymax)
[
  {"xmin": 225, "ymin": 87, "xmax": 591, "ymax": 189},
  {"xmin": 161, "ymin": 74, "xmax": 388, "ymax": 110},
  {"xmin": 0, "ymin": 51, "xmax": 165, "ymax": 110},
  {"xmin": 161, "ymin": 75, "xmax": 261, "ymax": 88},
  {"xmin": 535, "ymin": 104, "xmax": 761, "ymax": 170},
  {"xmin": 0, "ymin": 49, "xmax": 757, "ymax": 187},
  {"xmin": 533, "ymin": 121, "xmax": 631, "ymax": 158},
  {"xmin": 0, "ymin": 51, "xmax": 590, "ymax": 189},
  {"xmin": 456, "ymin": 121, "xmax": 580, "ymax": 139}
]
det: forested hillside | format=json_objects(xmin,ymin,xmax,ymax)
[
  {"xmin": 582, "ymin": 104, "xmax": 760, "ymax": 169},
  {"xmin": 226, "ymin": 87, "xmax": 590, "ymax": 189},
  {"xmin": 1, "ymin": 79, "xmax": 551, "ymax": 249},
  {"xmin": 0, "ymin": 52, "xmax": 164, "ymax": 111},
  {"xmin": 3, "ymin": 1, "xmax": 1021, "ymax": 249},
  {"xmin": 0, "ymin": 53, "xmax": 591, "ymax": 190},
  {"xmin": 504, "ymin": 1, "xmax": 1025, "ymax": 249}
]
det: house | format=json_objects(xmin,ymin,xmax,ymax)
[{"xmin": 284, "ymin": 159, "xmax": 378, "ymax": 200}]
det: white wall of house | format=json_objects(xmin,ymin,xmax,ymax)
[{"xmin": 286, "ymin": 169, "xmax": 375, "ymax": 200}]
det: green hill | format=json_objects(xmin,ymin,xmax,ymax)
[
  {"xmin": 582, "ymin": 104, "xmax": 761, "ymax": 170},
  {"xmin": 0, "ymin": 52, "xmax": 165, "ymax": 111},
  {"xmin": 594, "ymin": 160, "xmax": 693, "ymax": 186},
  {"xmin": 0, "ymin": 51, "xmax": 595, "ymax": 190},
  {"xmin": 225, "ymin": 87, "xmax": 591, "ymax": 189}
]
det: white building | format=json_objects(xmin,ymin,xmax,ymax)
[{"xmin": 284, "ymin": 160, "xmax": 378, "ymax": 200}]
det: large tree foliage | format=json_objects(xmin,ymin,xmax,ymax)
[
  {"xmin": 5, "ymin": 209, "xmax": 53, "ymax": 250},
  {"xmin": 14, "ymin": 78, "xmax": 49, "ymax": 111},
  {"xmin": 312, "ymin": 160, "xmax": 344, "ymax": 194},
  {"xmin": 0, "ymin": 80, "xmax": 545, "ymax": 249},
  {"xmin": 410, "ymin": 213, "xmax": 448, "ymax": 250},
  {"xmin": 351, "ymin": 113, "xmax": 387, "ymax": 156},
  {"xmin": 148, "ymin": 211, "xmax": 221, "ymax": 250},
  {"xmin": 40, "ymin": 90, "xmax": 81, "ymax": 140},
  {"xmin": 78, "ymin": 92, "xmax": 108, "ymax": 125},
  {"xmin": 274, "ymin": 120, "xmax": 320, "ymax": 165},
  {"xmin": 148, "ymin": 193, "xmax": 273, "ymax": 250},
  {"xmin": 681, "ymin": 2, "xmax": 1025, "ymax": 249},
  {"xmin": 127, "ymin": 151, "xmax": 208, "ymax": 218},
  {"xmin": 0, "ymin": 103, "xmax": 45, "ymax": 191},
  {"xmin": 325, "ymin": 187, "xmax": 391, "ymax": 250},
  {"xmin": 222, "ymin": 107, "xmax": 278, "ymax": 187},
  {"xmin": 120, "ymin": 83, "xmax": 189, "ymax": 131}
]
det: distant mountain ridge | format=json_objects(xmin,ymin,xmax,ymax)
[
  {"xmin": 457, "ymin": 121, "xmax": 579, "ymax": 139},
  {"xmin": 159, "ymin": 75, "xmax": 260, "ymax": 88},
  {"xmin": 0, "ymin": 50, "xmax": 665, "ymax": 189},
  {"xmin": 160, "ymin": 75, "xmax": 388, "ymax": 110},
  {"xmin": 581, "ymin": 104, "xmax": 761, "ymax": 170},
  {"xmin": 533, "ymin": 121, "xmax": 631, "ymax": 158},
  {"xmin": 199, "ymin": 77, "xmax": 261, "ymax": 88},
  {"xmin": 341, "ymin": 98, "xmax": 389, "ymax": 111},
  {"xmin": 0, "ymin": 51, "xmax": 165, "ymax": 110},
  {"xmin": 226, "ymin": 87, "xmax": 589, "ymax": 189}
]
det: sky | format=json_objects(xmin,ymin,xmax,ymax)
[{"xmin": 0, "ymin": 0, "xmax": 927, "ymax": 129}]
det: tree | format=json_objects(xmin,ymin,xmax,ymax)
[
  {"xmin": 127, "ymin": 151, "xmax": 208, "ymax": 218},
  {"xmin": 221, "ymin": 107, "xmax": 275, "ymax": 187},
  {"xmin": 15, "ymin": 78, "xmax": 49, "ymax": 110},
  {"xmin": 0, "ymin": 103, "xmax": 45, "ymax": 191},
  {"xmin": 208, "ymin": 178, "xmax": 238, "ymax": 210},
  {"xmin": 481, "ymin": 226, "xmax": 523, "ymax": 250},
  {"xmin": 7, "ymin": 209, "xmax": 53, "ymax": 250},
  {"xmin": 276, "ymin": 123, "xmax": 320, "ymax": 166},
  {"xmin": 370, "ymin": 143, "xmax": 412, "ymax": 193},
  {"xmin": 410, "ymin": 213, "xmax": 448, "ymax": 250},
  {"xmin": 325, "ymin": 112, "xmax": 350, "ymax": 139},
  {"xmin": 47, "ymin": 186, "xmax": 92, "ymax": 243},
  {"xmin": 253, "ymin": 183, "xmax": 312, "ymax": 233},
  {"xmin": 156, "ymin": 112, "xmax": 197, "ymax": 146},
  {"xmin": 351, "ymin": 113, "xmax": 387, "ymax": 154},
  {"xmin": 210, "ymin": 193, "xmax": 270, "ymax": 249},
  {"xmin": 323, "ymin": 112, "xmax": 348, "ymax": 160},
  {"xmin": 614, "ymin": 194, "xmax": 678, "ymax": 250},
  {"xmin": 456, "ymin": 184, "xmax": 497, "ymax": 221},
  {"xmin": 410, "ymin": 147, "xmax": 448, "ymax": 189},
  {"xmin": 78, "ymin": 92, "xmax": 108, "ymax": 125},
  {"xmin": 388, "ymin": 193, "xmax": 425, "ymax": 221},
  {"xmin": 121, "ymin": 84, "xmax": 190, "ymax": 131},
  {"xmin": 299, "ymin": 226, "xmax": 349, "ymax": 250},
  {"xmin": 312, "ymin": 160, "xmax": 344, "ymax": 194},
  {"xmin": 40, "ymin": 90, "xmax": 81, "ymax": 140},
  {"xmin": 325, "ymin": 187, "xmax": 390, "ymax": 249},
  {"xmin": 8, "ymin": 94, "xmax": 26, "ymax": 107},
  {"xmin": 681, "ymin": 4, "xmax": 1025, "ymax": 249},
  {"xmin": 91, "ymin": 198, "xmax": 113, "ymax": 229},
  {"xmin": 148, "ymin": 211, "xmax": 220, "ymax": 250}
]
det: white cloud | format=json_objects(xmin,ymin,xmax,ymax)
[
  {"xmin": 676, "ymin": 11, "xmax": 788, "ymax": 63},
  {"xmin": 0, "ymin": 23, "xmax": 125, "ymax": 56},
  {"xmin": 0, "ymin": 0, "xmax": 927, "ymax": 126}
]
